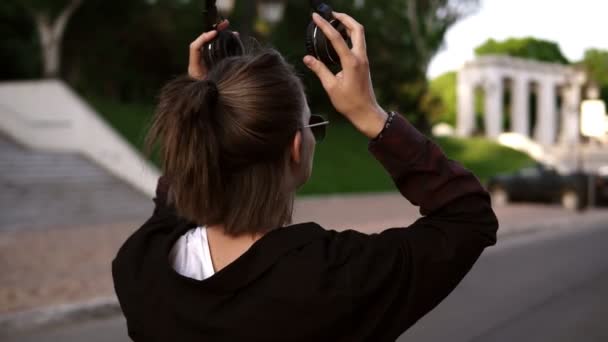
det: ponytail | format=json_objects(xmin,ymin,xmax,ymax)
[
  {"xmin": 146, "ymin": 49, "xmax": 306, "ymax": 236},
  {"xmin": 146, "ymin": 75, "xmax": 224, "ymax": 222}
]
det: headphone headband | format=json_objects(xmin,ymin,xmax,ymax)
[
  {"xmin": 203, "ymin": 0, "xmax": 219, "ymax": 31},
  {"xmin": 310, "ymin": 0, "xmax": 334, "ymax": 21}
]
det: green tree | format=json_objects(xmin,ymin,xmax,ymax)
[
  {"xmin": 269, "ymin": 0, "xmax": 479, "ymax": 131},
  {"xmin": 475, "ymin": 37, "xmax": 569, "ymax": 64},
  {"xmin": 579, "ymin": 49, "xmax": 608, "ymax": 104},
  {"xmin": 429, "ymin": 71, "xmax": 457, "ymax": 125},
  {"xmin": 62, "ymin": 0, "xmax": 205, "ymax": 102},
  {"xmin": 16, "ymin": 0, "xmax": 85, "ymax": 78},
  {"xmin": 0, "ymin": 2, "xmax": 40, "ymax": 79},
  {"xmin": 2, "ymin": 0, "xmax": 478, "ymax": 124}
]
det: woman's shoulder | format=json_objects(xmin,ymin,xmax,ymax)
[
  {"xmin": 267, "ymin": 222, "xmax": 390, "ymax": 260},
  {"xmin": 113, "ymin": 211, "xmax": 193, "ymax": 269},
  {"xmin": 269, "ymin": 222, "xmax": 376, "ymax": 246}
]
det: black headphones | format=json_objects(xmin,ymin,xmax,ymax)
[
  {"xmin": 305, "ymin": 0, "xmax": 352, "ymax": 67},
  {"xmin": 201, "ymin": 0, "xmax": 244, "ymax": 68},
  {"xmin": 201, "ymin": 0, "xmax": 350, "ymax": 68}
]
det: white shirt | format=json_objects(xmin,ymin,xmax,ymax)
[{"xmin": 169, "ymin": 226, "xmax": 216, "ymax": 281}]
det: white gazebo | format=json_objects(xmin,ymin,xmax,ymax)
[{"xmin": 457, "ymin": 55, "xmax": 587, "ymax": 146}]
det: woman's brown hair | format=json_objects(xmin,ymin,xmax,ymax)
[{"xmin": 146, "ymin": 49, "xmax": 306, "ymax": 236}]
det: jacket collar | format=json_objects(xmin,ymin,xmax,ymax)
[{"xmin": 161, "ymin": 220, "xmax": 327, "ymax": 293}]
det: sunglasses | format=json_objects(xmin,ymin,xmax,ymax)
[{"xmin": 300, "ymin": 114, "xmax": 330, "ymax": 142}]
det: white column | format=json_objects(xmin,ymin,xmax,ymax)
[
  {"xmin": 457, "ymin": 71, "xmax": 475, "ymax": 137},
  {"xmin": 511, "ymin": 76, "xmax": 529, "ymax": 137},
  {"xmin": 483, "ymin": 75, "xmax": 503, "ymax": 139},
  {"xmin": 560, "ymin": 83, "xmax": 582, "ymax": 145},
  {"xmin": 536, "ymin": 80, "xmax": 557, "ymax": 145}
]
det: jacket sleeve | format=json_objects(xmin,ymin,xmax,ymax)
[{"xmin": 331, "ymin": 113, "xmax": 498, "ymax": 340}]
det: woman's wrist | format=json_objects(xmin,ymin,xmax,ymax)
[
  {"xmin": 369, "ymin": 111, "xmax": 397, "ymax": 142},
  {"xmin": 357, "ymin": 105, "xmax": 389, "ymax": 140}
]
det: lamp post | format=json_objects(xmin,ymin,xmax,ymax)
[
  {"xmin": 221, "ymin": 0, "xmax": 285, "ymax": 40},
  {"xmin": 354, "ymin": 0, "xmax": 366, "ymax": 9},
  {"xmin": 257, "ymin": 0, "xmax": 287, "ymax": 25},
  {"xmin": 215, "ymin": 0, "xmax": 236, "ymax": 15},
  {"xmin": 580, "ymin": 85, "xmax": 607, "ymax": 208},
  {"xmin": 210, "ymin": 0, "xmax": 286, "ymax": 39}
]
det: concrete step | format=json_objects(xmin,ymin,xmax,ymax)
[{"xmin": 0, "ymin": 133, "xmax": 153, "ymax": 232}]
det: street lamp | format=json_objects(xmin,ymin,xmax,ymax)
[
  {"xmin": 354, "ymin": 0, "xmax": 366, "ymax": 9},
  {"xmin": 216, "ymin": 0, "xmax": 236, "ymax": 15},
  {"xmin": 257, "ymin": 0, "xmax": 286, "ymax": 25},
  {"xmin": 579, "ymin": 85, "xmax": 607, "ymax": 208}
]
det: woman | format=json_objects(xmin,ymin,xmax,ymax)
[{"xmin": 112, "ymin": 11, "xmax": 498, "ymax": 342}]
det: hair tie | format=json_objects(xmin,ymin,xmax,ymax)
[{"xmin": 204, "ymin": 79, "xmax": 219, "ymax": 106}]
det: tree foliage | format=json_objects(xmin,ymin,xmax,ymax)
[
  {"xmin": 1, "ymin": 0, "xmax": 477, "ymax": 129},
  {"xmin": 580, "ymin": 49, "xmax": 608, "ymax": 104},
  {"xmin": 429, "ymin": 71, "xmax": 456, "ymax": 125},
  {"xmin": 0, "ymin": 2, "xmax": 40, "ymax": 79},
  {"xmin": 475, "ymin": 37, "xmax": 569, "ymax": 64},
  {"xmin": 17, "ymin": 0, "xmax": 77, "ymax": 18},
  {"xmin": 270, "ymin": 0, "xmax": 478, "ymax": 129},
  {"xmin": 17, "ymin": 0, "xmax": 84, "ymax": 77}
]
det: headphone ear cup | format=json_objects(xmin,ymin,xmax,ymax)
[
  {"xmin": 325, "ymin": 20, "xmax": 350, "ymax": 65},
  {"xmin": 202, "ymin": 30, "xmax": 244, "ymax": 68},
  {"xmin": 304, "ymin": 19, "xmax": 352, "ymax": 67},
  {"xmin": 215, "ymin": 30, "xmax": 245, "ymax": 60},
  {"xmin": 316, "ymin": 32, "xmax": 333, "ymax": 65},
  {"xmin": 305, "ymin": 21, "xmax": 317, "ymax": 58},
  {"xmin": 306, "ymin": 21, "xmax": 334, "ymax": 65}
]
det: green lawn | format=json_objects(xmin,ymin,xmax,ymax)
[
  {"xmin": 86, "ymin": 96, "xmax": 534, "ymax": 196},
  {"xmin": 298, "ymin": 124, "xmax": 535, "ymax": 195},
  {"xmin": 433, "ymin": 136, "xmax": 535, "ymax": 184},
  {"xmin": 85, "ymin": 96, "xmax": 156, "ymax": 153}
]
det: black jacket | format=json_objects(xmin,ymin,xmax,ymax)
[{"xmin": 112, "ymin": 113, "xmax": 499, "ymax": 341}]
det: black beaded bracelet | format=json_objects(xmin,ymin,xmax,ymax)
[{"xmin": 371, "ymin": 111, "xmax": 396, "ymax": 142}]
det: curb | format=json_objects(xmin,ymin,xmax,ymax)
[
  {"xmin": 496, "ymin": 210, "xmax": 608, "ymax": 238},
  {"xmin": 0, "ymin": 297, "xmax": 120, "ymax": 334}
]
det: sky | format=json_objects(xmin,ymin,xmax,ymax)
[{"xmin": 427, "ymin": 0, "xmax": 608, "ymax": 78}]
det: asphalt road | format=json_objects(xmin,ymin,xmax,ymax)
[
  {"xmin": 399, "ymin": 222, "xmax": 608, "ymax": 342},
  {"xmin": 5, "ymin": 223, "xmax": 608, "ymax": 342}
]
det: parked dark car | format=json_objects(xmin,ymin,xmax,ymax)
[{"xmin": 486, "ymin": 162, "xmax": 608, "ymax": 210}]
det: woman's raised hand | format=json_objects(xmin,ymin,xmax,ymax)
[
  {"xmin": 303, "ymin": 12, "xmax": 387, "ymax": 139},
  {"xmin": 188, "ymin": 20, "xmax": 231, "ymax": 80}
]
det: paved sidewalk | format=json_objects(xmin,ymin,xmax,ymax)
[
  {"xmin": 1, "ymin": 192, "xmax": 607, "ymax": 328},
  {"xmin": 293, "ymin": 192, "xmax": 608, "ymax": 236}
]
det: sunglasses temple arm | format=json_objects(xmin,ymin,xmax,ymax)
[{"xmin": 305, "ymin": 121, "xmax": 330, "ymax": 128}]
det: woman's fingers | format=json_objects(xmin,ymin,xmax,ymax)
[
  {"xmin": 188, "ymin": 30, "xmax": 217, "ymax": 79},
  {"xmin": 190, "ymin": 30, "xmax": 218, "ymax": 55},
  {"xmin": 312, "ymin": 13, "xmax": 354, "ymax": 65},
  {"xmin": 332, "ymin": 12, "xmax": 366, "ymax": 58},
  {"xmin": 187, "ymin": 20, "xmax": 231, "ymax": 79},
  {"xmin": 303, "ymin": 55, "xmax": 336, "ymax": 90},
  {"xmin": 189, "ymin": 20, "xmax": 229, "ymax": 52},
  {"xmin": 216, "ymin": 19, "xmax": 230, "ymax": 31}
]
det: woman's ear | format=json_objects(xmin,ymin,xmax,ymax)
[{"xmin": 290, "ymin": 130, "xmax": 302, "ymax": 164}]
